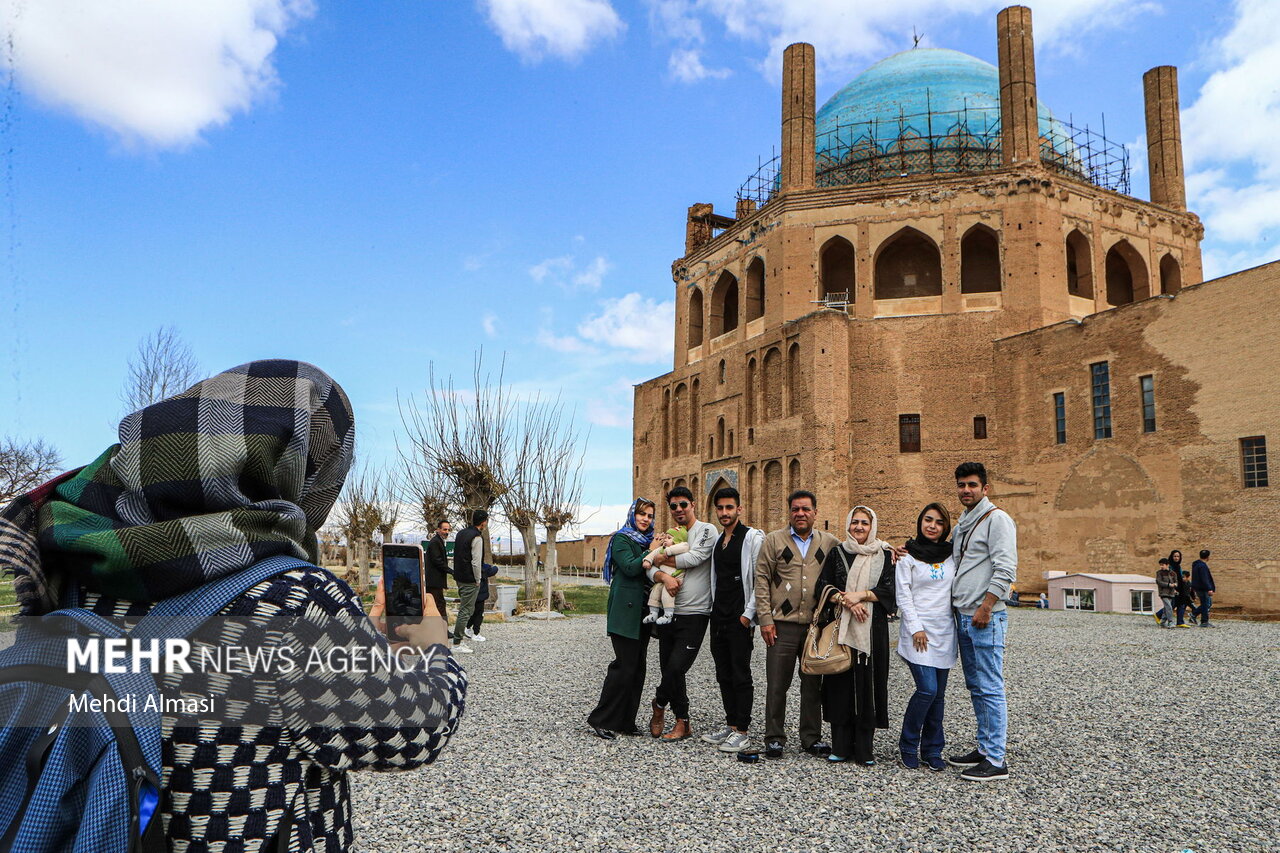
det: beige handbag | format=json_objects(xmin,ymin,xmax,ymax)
[{"xmin": 801, "ymin": 583, "xmax": 851, "ymax": 676}]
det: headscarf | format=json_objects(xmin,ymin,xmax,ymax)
[
  {"xmin": 905, "ymin": 502, "xmax": 953, "ymax": 564},
  {"xmin": 837, "ymin": 505, "xmax": 890, "ymax": 658},
  {"xmin": 1167, "ymin": 550, "xmax": 1184, "ymax": 569},
  {"xmin": 0, "ymin": 360, "xmax": 354, "ymax": 616},
  {"xmin": 603, "ymin": 498, "xmax": 655, "ymax": 583}
]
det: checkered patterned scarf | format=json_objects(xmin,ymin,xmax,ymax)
[{"xmin": 0, "ymin": 360, "xmax": 354, "ymax": 616}]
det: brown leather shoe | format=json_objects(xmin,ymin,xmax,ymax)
[
  {"xmin": 649, "ymin": 701, "xmax": 666, "ymax": 738},
  {"xmin": 661, "ymin": 718, "xmax": 691, "ymax": 742}
]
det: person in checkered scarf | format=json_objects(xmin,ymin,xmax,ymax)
[{"xmin": 0, "ymin": 360, "xmax": 467, "ymax": 852}]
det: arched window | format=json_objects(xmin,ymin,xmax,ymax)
[
  {"xmin": 691, "ymin": 379, "xmax": 700, "ymax": 456},
  {"xmin": 710, "ymin": 271, "xmax": 739, "ymax": 337},
  {"xmin": 728, "ymin": 430, "xmax": 734, "ymax": 456},
  {"xmin": 747, "ymin": 465, "xmax": 759, "ymax": 527},
  {"xmin": 1066, "ymin": 229, "xmax": 1093, "ymax": 298},
  {"xmin": 875, "ymin": 227, "xmax": 942, "ymax": 299},
  {"xmin": 672, "ymin": 383, "xmax": 686, "ymax": 456},
  {"xmin": 960, "ymin": 225, "xmax": 1001, "ymax": 293},
  {"xmin": 716, "ymin": 417, "xmax": 725, "ymax": 459},
  {"xmin": 745, "ymin": 357, "xmax": 757, "ymax": 427},
  {"xmin": 661, "ymin": 388, "xmax": 670, "ymax": 458},
  {"xmin": 788, "ymin": 458, "xmax": 801, "ymax": 492},
  {"xmin": 819, "ymin": 236, "xmax": 856, "ymax": 301},
  {"xmin": 688, "ymin": 288, "xmax": 704, "ymax": 349},
  {"xmin": 718, "ymin": 359, "xmax": 726, "ymax": 384},
  {"xmin": 1160, "ymin": 253, "xmax": 1182, "ymax": 295},
  {"xmin": 763, "ymin": 348, "xmax": 783, "ymax": 421},
  {"xmin": 786, "ymin": 343, "xmax": 801, "ymax": 417},
  {"xmin": 1105, "ymin": 240, "xmax": 1148, "ymax": 306},
  {"xmin": 745, "ymin": 257, "xmax": 765, "ymax": 321},
  {"xmin": 764, "ymin": 460, "xmax": 784, "ymax": 530}
]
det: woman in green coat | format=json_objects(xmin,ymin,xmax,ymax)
[{"xmin": 587, "ymin": 497, "xmax": 656, "ymax": 739}]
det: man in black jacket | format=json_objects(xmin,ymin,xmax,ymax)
[
  {"xmin": 1191, "ymin": 549, "xmax": 1217, "ymax": 627},
  {"xmin": 424, "ymin": 519, "xmax": 451, "ymax": 621},
  {"xmin": 451, "ymin": 510, "xmax": 489, "ymax": 653}
]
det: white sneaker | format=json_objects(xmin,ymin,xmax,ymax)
[
  {"xmin": 719, "ymin": 731, "xmax": 750, "ymax": 753},
  {"xmin": 472, "ymin": 634, "xmax": 486, "ymax": 642},
  {"xmin": 464, "ymin": 628, "xmax": 487, "ymax": 642},
  {"xmin": 452, "ymin": 643, "xmax": 474, "ymax": 654},
  {"xmin": 700, "ymin": 725, "xmax": 731, "ymax": 745},
  {"xmin": 464, "ymin": 627, "xmax": 475, "ymax": 638}
]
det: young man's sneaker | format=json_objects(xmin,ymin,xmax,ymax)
[
  {"xmin": 700, "ymin": 725, "xmax": 732, "ymax": 745},
  {"xmin": 719, "ymin": 731, "xmax": 750, "ymax": 753},
  {"xmin": 464, "ymin": 627, "xmax": 487, "ymax": 642},
  {"xmin": 899, "ymin": 752, "xmax": 920, "ymax": 770},
  {"xmin": 960, "ymin": 758, "xmax": 1009, "ymax": 781},
  {"xmin": 764, "ymin": 740, "xmax": 785, "ymax": 759},
  {"xmin": 451, "ymin": 643, "xmax": 475, "ymax": 654},
  {"xmin": 924, "ymin": 756, "xmax": 947, "ymax": 772},
  {"xmin": 946, "ymin": 748, "xmax": 983, "ymax": 768}
]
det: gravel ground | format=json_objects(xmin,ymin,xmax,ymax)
[{"xmin": 350, "ymin": 610, "xmax": 1280, "ymax": 853}]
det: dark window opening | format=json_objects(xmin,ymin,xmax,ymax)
[
  {"xmin": 973, "ymin": 415, "xmax": 988, "ymax": 440},
  {"xmin": 1140, "ymin": 375, "xmax": 1156, "ymax": 433},
  {"xmin": 960, "ymin": 227, "xmax": 1001, "ymax": 293},
  {"xmin": 820, "ymin": 236, "xmax": 856, "ymax": 303},
  {"xmin": 1054, "ymin": 392, "xmax": 1067, "ymax": 444},
  {"xmin": 1091, "ymin": 362, "xmax": 1112, "ymax": 439},
  {"xmin": 1242, "ymin": 436, "xmax": 1268, "ymax": 488},
  {"xmin": 688, "ymin": 289, "xmax": 704, "ymax": 349},
  {"xmin": 745, "ymin": 257, "xmax": 765, "ymax": 322},
  {"xmin": 1159, "ymin": 254, "xmax": 1182, "ymax": 295},
  {"xmin": 875, "ymin": 228, "xmax": 942, "ymax": 300},
  {"xmin": 1066, "ymin": 230, "xmax": 1093, "ymax": 298},
  {"xmin": 899, "ymin": 414, "xmax": 921, "ymax": 453}
]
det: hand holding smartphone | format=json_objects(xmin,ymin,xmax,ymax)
[{"xmin": 381, "ymin": 543, "xmax": 448, "ymax": 650}]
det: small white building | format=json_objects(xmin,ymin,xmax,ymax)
[{"xmin": 1046, "ymin": 573, "xmax": 1159, "ymax": 614}]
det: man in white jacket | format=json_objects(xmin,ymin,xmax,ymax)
[{"xmin": 700, "ymin": 486, "xmax": 765, "ymax": 754}]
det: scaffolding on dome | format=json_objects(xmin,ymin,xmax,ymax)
[{"xmin": 735, "ymin": 106, "xmax": 1130, "ymax": 209}]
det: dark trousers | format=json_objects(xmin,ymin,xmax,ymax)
[
  {"xmin": 588, "ymin": 626, "xmax": 651, "ymax": 732},
  {"xmin": 653, "ymin": 614, "xmax": 710, "ymax": 720},
  {"xmin": 469, "ymin": 598, "xmax": 486, "ymax": 633},
  {"xmin": 764, "ymin": 621, "xmax": 823, "ymax": 748},
  {"xmin": 709, "ymin": 618, "xmax": 754, "ymax": 730},
  {"xmin": 831, "ymin": 722, "xmax": 875, "ymax": 764},
  {"xmin": 900, "ymin": 662, "xmax": 950, "ymax": 760},
  {"xmin": 1195, "ymin": 591, "xmax": 1213, "ymax": 624},
  {"xmin": 425, "ymin": 587, "xmax": 446, "ymax": 622}
]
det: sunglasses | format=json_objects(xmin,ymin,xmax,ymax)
[{"xmin": 668, "ymin": 501, "xmax": 690, "ymax": 510}]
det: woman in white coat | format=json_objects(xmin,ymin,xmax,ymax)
[{"xmin": 895, "ymin": 502, "xmax": 957, "ymax": 770}]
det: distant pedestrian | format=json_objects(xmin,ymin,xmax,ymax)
[
  {"xmin": 699, "ymin": 486, "xmax": 764, "ymax": 755},
  {"xmin": 1192, "ymin": 549, "xmax": 1216, "ymax": 627},
  {"xmin": 947, "ymin": 462, "xmax": 1016, "ymax": 782},
  {"xmin": 1155, "ymin": 558, "xmax": 1178, "ymax": 629},
  {"xmin": 424, "ymin": 519, "xmax": 452, "ymax": 619},
  {"xmin": 468, "ymin": 561, "xmax": 499, "ymax": 642},
  {"xmin": 450, "ymin": 509, "xmax": 490, "ymax": 654},
  {"xmin": 587, "ymin": 497, "xmax": 656, "ymax": 740},
  {"xmin": 1178, "ymin": 570, "xmax": 1196, "ymax": 627},
  {"xmin": 753, "ymin": 490, "xmax": 839, "ymax": 759}
]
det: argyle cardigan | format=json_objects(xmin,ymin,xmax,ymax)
[{"xmin": 84, "ymin": 565, "xmax": 467, "ymax": 853}]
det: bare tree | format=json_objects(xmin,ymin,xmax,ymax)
[
  {"xmin": 368, "ymin": 468, "xmax": 403, "ymax": 551},
  {"xmin": 538, "ymin": 412, "xmax": 589, "ymax": 612},
  {"xmin": 122, "ymin": 326, "xmax": 203, "ymax": 412},
  {"xmin": 499, "ymin": 396, "xmax": 561, "ymax": 599},
  {"xmin": 0, "ymin": 437, "xmax": 63, "ymax": 505},
  {"xmin": 332, "ymin": 464, "xmax": 381, "ymax": 591}
]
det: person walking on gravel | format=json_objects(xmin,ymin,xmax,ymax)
[
  {"xmin": 946, "ymin": 462, "xmax": 1016, "ymax": 782},
  {"xmin": 1191, "ymin": 549, "xmax": 1217, "ymax": 627},
  {"xmin": 1155, "ymin": 558, "xmax": 1179, "ymax": 629},
  {"xmin": 699, "ymin": 487, "xmax": 764, "ymax": 755},
  {"xmin": 647, "ymin": 486, "xmax": 717, "ymax": 741},
  {"xmin": 753, "ymin": 490, "xmax": 839, "ymax": 759},
  {"xmin": 450, "ymin": 510, "xmax": 489, "ymax": 654}
]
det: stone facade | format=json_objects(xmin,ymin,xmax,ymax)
[{"xmin": 632, "ymin": 5, "xmax": 1278, "ymax": 613}]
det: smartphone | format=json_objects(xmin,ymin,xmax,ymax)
[{"xmin": 381, "ymin": 544, "xmax": 425, "ymax": 639}]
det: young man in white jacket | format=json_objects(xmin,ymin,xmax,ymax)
[{"xmin": 700, "ymin": 486, "xmax": 766, "ymax": 754}]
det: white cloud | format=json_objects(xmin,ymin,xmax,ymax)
[
  {"xmin": 1183, "ymin": 0, "xmax": 1280, "ymax": 257},
  {"xmin": 668, "ymin": 47, "xmax": 732, "ymax": 82},
  {"xmin": 529, "ymin": 254, "xmax": 610, "ymax": 291},
  {"xmin": 3, "ymin": 0, "xmax": 314, "ymax": 148},
  {"xmin": 482, "ymin": 312, "xmax": 499, "ymax": 337},
  {"xmin": 577, "ymin": 292, "xmax": 674, "ymax": 356},
  {"xmin": 536, "ymin": 327, "xmax": 595, "ymax": 354},
  {"xmin": 480, "ymin": 0, "xmax": 625, "ymax": 63}
]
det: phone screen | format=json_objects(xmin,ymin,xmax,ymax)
[{"xmin": 383, "ymin": 552, "xmax": 424, "ymax": 638}]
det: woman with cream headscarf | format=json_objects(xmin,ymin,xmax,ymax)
[{"xmin": 814, "ymin": 505, "xmax": 897, "ymax": 765}]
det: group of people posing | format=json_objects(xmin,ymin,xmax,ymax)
[
  {"xmin": 1154, "ymin": 549, "xmax": 1217, "ymax": 628},
  {"xmin": 588, "ymin": 461, "xmax": 1017, "ymax": 781}
]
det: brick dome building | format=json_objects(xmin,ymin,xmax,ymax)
[{"xmin": 632, "ymin": 5, "xmax": 1280, "ymax": 613}]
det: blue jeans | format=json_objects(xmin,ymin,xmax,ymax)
[
  {"xmin": 956, "ymin": 609, "xmax": 1008, "ymax": 766},
  {"xmin": 900, "ymin": 662, "xmax": 950, "ymax": 760},
  {"xmin": 1195, "ymin": 591, "xmax": 1212, "ymax": 624}
]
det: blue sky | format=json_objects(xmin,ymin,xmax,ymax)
[{"xmin": 2, "ymin": 0, "xmax": 1277, "ymax": 536}]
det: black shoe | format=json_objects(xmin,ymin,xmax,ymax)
[
  {"xmin": 616, "ymin": 725, "xmax": 643, "ymax": 737},
  {"xmin": 764, "ymin": 740, "xmax": 785, "ymax": 759},
  {"xmin": 925, "ymin": 756, "xmax": 947, "ymax": 772},
  {"xmin": 804, "ymin": 741, "xmax": 832, "ymax": 757},
  {"xmin": 960, "ymin": 758, "xmax": 1009, "ymax": 781},
  {"xmin": 946, "ymin": 748, "xmax": 983, "ymax": 768},
  {"xmin": 900, "ymin": 752, "xmax": 920, "ymax": 769},
  {"xmin": 590, "ymin": 726, "xmax": 617, "ymax": 741}
]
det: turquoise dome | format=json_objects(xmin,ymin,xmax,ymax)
[{"xmin": 812, "ymin": 48, "xmax": 1077, "ymax": 182}]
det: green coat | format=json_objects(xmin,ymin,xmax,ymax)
[{"xmin": 605, "ymin": 534, "xmax": 650, "ymax": 640}]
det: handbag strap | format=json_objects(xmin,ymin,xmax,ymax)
[{"xmin": 959, "ymin": 508, "xmax": 999, "ymax": 560}]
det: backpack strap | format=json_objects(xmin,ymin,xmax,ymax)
[{"xmin": 130, "ymin": 555, "xmax": 315, "ymax": 642}]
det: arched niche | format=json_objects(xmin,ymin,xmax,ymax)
[
  {"xmin": 745, "ymin": 357, "xmax": 757, "ymax": 427},
  {"xmin": 710, "ymin": 271, "xmax": 739, "ymax": 336},
  {"xmin": 763, "ymin": 347, "xmax": 783, "ymax": 421},
  {"xmin": 688, "ymin": 288, "xmax": 704, "ymax": 349},
  {"xmin": 1066, "ymin": 229, "xmax": 1093, "ymax": 299},
  {"xmin": 786, "ymin": 343, "xmax": 800, "ymax": 417},
  {"xmin": 671, "ymin": 383, "xmax": 686, "ymax": 456},
  {"xmin": 1160, "ymin": 253, "xmax": 1182, "ymax": 295},
  {"xmin": 745, "ymin": 257, "xmax": 765, "ymax": 322},
  {"xmin": 1105, "ymin": 240, "xmax": 1148, "ymax": 306},
  {"xmin": 960, "ymin": 224, "xmax": 1001, "ymax": 293},
  {"xmin": 819, "ymin": 236, "xmax": 856, "ymax": 301},
  {"xmin": 874, "ymin": 227, "xmax": 942, "ymax": 300},
  {"xmin": 788, "ymin": 458, "xmax": 801, "ymax": 492},
  {"xmin": 764, "ymin": 460, "xmax": 784, "ymax": 530},
  {"xmin": 716, "ymin": 417, "xmax": 725, "ymax": 459}
]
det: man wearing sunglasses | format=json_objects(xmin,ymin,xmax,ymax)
[{"xmin": 647, "ymin": 486, "xmax": 718, "ymax": 741}]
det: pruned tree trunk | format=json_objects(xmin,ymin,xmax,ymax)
[
  {"xmin": 518, "ymin": 523, "xmax": 538, "ymax": 601},
  {"xmin": 545, "ymin": 525, "xmax": 561, "ymax": 612}
]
